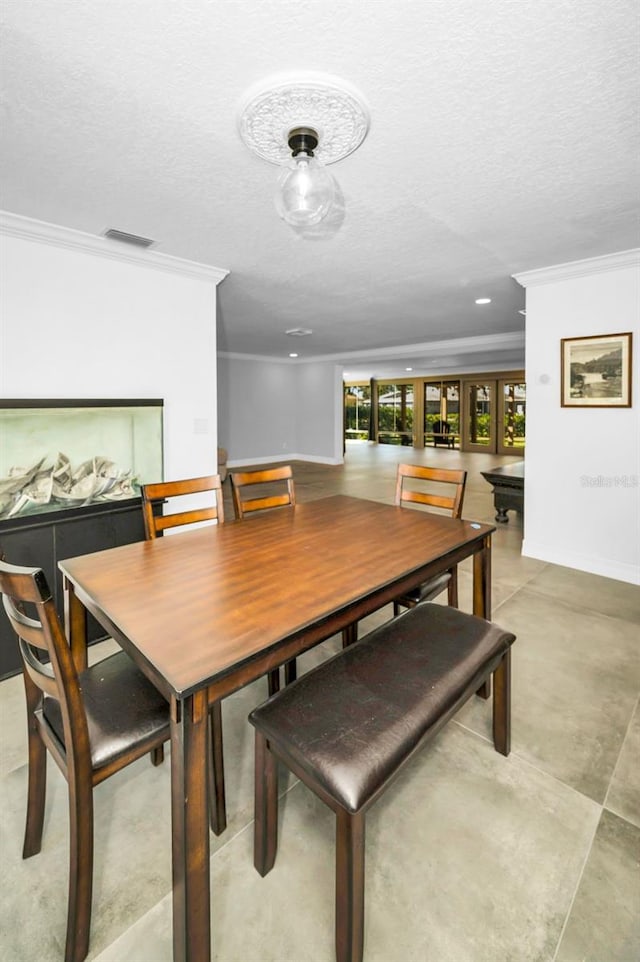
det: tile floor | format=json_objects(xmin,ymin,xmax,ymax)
[{"xmin": 1, "ymin": 443, "xmax": 638, "ymax": 962}]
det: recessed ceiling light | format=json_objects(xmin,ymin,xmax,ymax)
[
  {"xmin": 285, "ymin": 328, "xmax": 313, "ymax": 336},
  {"xmin": 518, "ymin": 309, "xmax": 526, "ymax": 316},
  {"xmin": 475, "ymin": 297, "xmax": 491, "ymax": 305},
  {"xmin": 405, "ymin": 367, "xmax": 413, "ymax": 372},
  {"xmin": 289, "ymin": 352, "xmax": 299, "ymax": 358}
]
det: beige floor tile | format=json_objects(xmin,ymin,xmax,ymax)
[
  {"xmin": 94, "ymin": 724, "xmax": 601, "ymax": 962},
  {"xmin": 555, "ymin": 809, "xmax": 640, "ymax": 962},
  {"xmin": 0, "ymin": 754, "xmax": 174, "ymax": 962},
  {"xmin": 605, "ymin": 699, "xmax": 640, "ymax": 829},
  {"xmin": 525, "ymin": 564, "xmax": 640, "ymax": 625},
  {"xmin": 453, "ymin": 588, "xmax": 640, "ymax": 804}
]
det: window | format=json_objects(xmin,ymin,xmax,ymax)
[{"xmin": 501, "ymin": 382, "xmax": 526, "ymax": 449}]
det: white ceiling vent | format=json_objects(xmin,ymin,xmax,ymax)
[
  {"xmin": 103, "ymin": 228, "xmax": 155, "ymax": 248},
  {"xmin": 285, "ymin": 328, "xmax": 313, "ymax": 336}
]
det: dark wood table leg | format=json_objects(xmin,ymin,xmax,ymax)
[
  {"xmin": 171, "ymin": 690, "xmax": 211, "ymax": 962},
  {"xmin": 63, "ymin": 576, "xmax": 88, "ymax": 672},
  {"xmin": 473, "ymin": 534, "xmax": 492, "ymax": 700}
]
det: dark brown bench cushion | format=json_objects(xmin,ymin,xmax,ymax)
[{"xmin": 250, "ymin": 603, "xmax": 515, "ymax": 814}]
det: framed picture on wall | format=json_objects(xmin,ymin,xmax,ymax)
[{"xmin": 561, "ymin": 332, "xmax": 633, "ymax": 407}]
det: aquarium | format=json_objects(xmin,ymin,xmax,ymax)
[{"xmin": 0, "ymin": 400, "xmax": 164, "ymax": 521}]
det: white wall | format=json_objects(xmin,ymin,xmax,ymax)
[
  {"xmin": 516, "ymin": 250, "xmax": 640, "ymax": 585},
  {"xmin": 0, "ymin": 213, "xmax": 228, "ymax": 482},
  {"xmin": 294, "ymin": 362, "xmax": 343, "ymax": 461},
  {"xmin": 217, "ymin": 354, "xmax": 343, "ymax": 465}
]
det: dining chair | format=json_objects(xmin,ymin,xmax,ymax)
[
  {"xmin": 229, "ymin": 464, "xmax": 296, "ymax": 520},
  {"xmin": 392, "ymin": 463, "xmax": 467, "ymax": 613},
  {"xmin": 340, "ymin": 464, "xmax": 467, "ymax": 647},
  {"xmin": 0, "ymin": 559, "xmax": 171, "ymax": 962},
  {"xmin": 140, "ymin": 474, "xmax": 228, "ymax": 834},
  {"xmin": 229, "ymin": 465, "xmax": 298, "ymax": 687},
  {"xmin": 141, "ymin": 473, "xmax": 225, "ymax": 539}
]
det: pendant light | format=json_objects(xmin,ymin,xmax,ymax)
[
  {"xmin": 274, "ymin": 127, "xmax": 335, "ymax": 226},
  {"xmin": 238, "ymin": 72, "xmax": 369, "ymax": 229}
]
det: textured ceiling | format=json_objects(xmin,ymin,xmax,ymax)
[{"xmin": 1, "ymin": 0, "xmax": 638, "ymax": 378}]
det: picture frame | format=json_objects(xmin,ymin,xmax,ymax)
[{"xmin": 561, "ymin": 332, "xmax": 633, "ymax": 408}]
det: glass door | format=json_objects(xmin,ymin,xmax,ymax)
[
  {"xmin": 498, "ymin": 381, "xmax": 526, "ymax": 454},
  {"xmin": 424, "ymin": 382, "xmax": 442, "ymax": 445},
  {"xmin": 344, "ymin": 384, "xmax": 371, "ymax": 442},
  {"xmin": 463, "ymin": 382, "xmax": 496, "ymax": 452},
  {"xmin": 377, "ymin": 382, "xmax": 414, "ymax": 445},
  {"xmin": 424, "ymin": 380, "xmax": 460, "ymax": 448}
]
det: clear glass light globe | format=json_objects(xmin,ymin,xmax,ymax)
[{"xmin": 274, "ymin": 153, "xmax": 335, "ymax": 227}]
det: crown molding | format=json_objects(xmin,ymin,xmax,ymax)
[
  {"xmin": 219, "ymin": 331, "xmax": 525, "ymax": 367},
  {"xmin": 218, "ymin": 351, "xmax": 300, "ymax": 364},
  {"xmin": 513, "ymin": 249, "xmax": 640, "ymax": 288},
  {"xmin": 307, "ymin": 331, "xmax": 525, "ymax": 365},
  {"xmin": 0, "ymin": 210, "xmax": 229, "ymax": 285}
]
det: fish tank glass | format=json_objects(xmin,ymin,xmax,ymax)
[{"xmin": 0, "ymin": 400, "xmax": 164, "ymax": 521}]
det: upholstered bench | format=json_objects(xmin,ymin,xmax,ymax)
[{"xmin": 249, "ymin": 603, "xmax": 515, "ymax": 962}]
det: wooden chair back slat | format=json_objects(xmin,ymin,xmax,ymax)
[
  {"xmin": 395, "ymin": 463, "xmax": 467, "ymax": 519},
  {"xmin": 152, "ymin": 506, "xmax": 220, "ymax": 534},
  {"xmin": 2, "ymin": 593, "xmax": 49, "ymax": 652},
  {"xmin": 141, "ymin": 474, "xmax": 224, "ymax": 539},
  {"xmin": 230, "ymin": 466, "xmax": 296, "ymax": 520},
  {"xmin": 19, "ymin": 637, "xmax": 59, "ymax": 698}
]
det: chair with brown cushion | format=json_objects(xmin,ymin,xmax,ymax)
[
  {"xmin": 141, "ymin": 474, "xmax": 228, "ymax": 834},
  {"xmin": 230, "ymin": 464, "xmax": 296, "ymax": 520},
  {"xmin": 0, "ymin": 559, "xmax": 171, "ymax": 962},
  {"xmin": 229, "ymin": 466, "xmax": 298, "ymax": 687},
  {"xmin": 392, "ymin": 463, "xmax": 467, "ymax": 615}
]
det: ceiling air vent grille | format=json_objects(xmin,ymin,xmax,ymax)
[{"xmin": 104, "ymin": 228, "xmax": 156, "ymax": 248}]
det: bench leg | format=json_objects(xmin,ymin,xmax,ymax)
[
  {"xmin": 492, "ymin": 649, "xmax": 511, "ymax": 756},
  {"xmin": 254, "ymin": 731, "xmax": 278, "ymax": 876},
  {"xmin": 335, "ymin": 809, "xmax": 365, "ymax": 962}
]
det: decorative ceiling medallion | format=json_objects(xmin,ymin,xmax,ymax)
[{"xmin": 238, "ymin": 72, "xmax": 370, "ymax": 167}]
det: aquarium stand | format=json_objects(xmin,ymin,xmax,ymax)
[{"xmin": 0, "ymin": 498, "xmax": 147, "ymax": 679}]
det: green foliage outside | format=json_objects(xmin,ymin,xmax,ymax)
[
  {"xmin": 378, "ymin": 404, "xmax": 413, "ymax": 433},
  {"xmin": 471, "ymin": 413, "xmax": 526, "ymax": 442},
  {"xmin": 346, "ymin": 400, "xmax": 525, "ymax": 446},
  {"xmin": 425, "ymin": 414, "xmax": 460, "ymax": 433}
]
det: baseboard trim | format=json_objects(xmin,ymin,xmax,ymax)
[
  {"xmin": 522, "ymin": 539, "xmax": 640, "ymax": 586},
  {"xmin": 227, "ymin": 453, "xmax": 343, "ymax": 469}
]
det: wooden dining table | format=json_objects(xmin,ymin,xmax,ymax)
[{"xmin": 59, "ymin": 494, "xmax": 495, "ymax": 962}]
